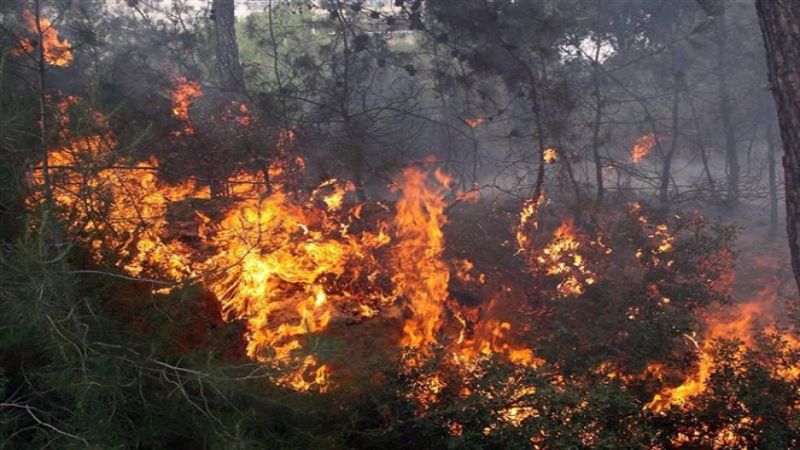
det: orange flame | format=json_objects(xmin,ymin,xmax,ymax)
[
  {"xmin": 631, "ymin": 133, "xmax": 658, "ymax": 163},
  {"xmin": 15, "ymin": 10, "xmax": 73, "ymax": 67},
  {"xmin": 29, "ymin": 95, "xmax": 208, "ymax": 281},
  {"xmin": 392, "ymin": 167, "xmax": 452, "ymax": 354},
  {"xmin": 543, "ymin": 148, "xmax": 558, "ymax": 163},
  {"xmin": 170, "ymin": 77, "xmax": 202, "ymax": 135},
  {"xmin": 464, "ymin": 117, "xmax": 485, "ymax": 128},
  {"xmin": 515, "ymin": 194, "xmax": 547, "ymax": 250},
  {"xmin": 454, "ymin": 317, "xmax": 542, "ymax": 368},
  {"xmin": 646, "ymin": 291, "xmax": 797, "ymax": 412},
  {"xmin": 536, "ymin": 220, "xmax": 596, "ymax": 297},
  {"xmin": 37, "ymin": 88, "xmax": 797, "ymax": 437}
]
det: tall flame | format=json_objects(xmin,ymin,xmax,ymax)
[
  {"xmin": 516, "ymin": 193, "xmax": 546, "ymax": 250},
  {"xmin": 392, "ymin": 167, "xmax": 452, "ymax": 353}
]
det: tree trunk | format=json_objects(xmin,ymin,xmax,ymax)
[
  {"xmin": 688, "ymin": 95, "xmax": 716, "ymax": 194},
  {"xmin": 716, "ymin": 3, "xmax": 739, "ymax": 206},
  {"xmin": 756, "ymin": 0, "xmax": 800, "ymax": 295},
  {"xmin": 659, "ymin": 74, "xmax": 681, "ymax": 205},
  {"xmin": 529, "ymin": 81, "xmax": 547, "ymax": 204},
  {"xmin": 591, "ymin": 41, "xmax": 605, "ymax": 204},
  {"xmin": 34, "ymin": 0, "xmax": 52, "ymax": 207},
  {"xmin": 766, "ymin": 111, "xmax": 779, "ymax": 235},
  {"xmin": 212, "ymin": 0, "xmax": 245, "ymax": 92}
]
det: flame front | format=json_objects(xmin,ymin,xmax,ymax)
[
  {"xmin": 28, "ymin": 87, "xmax": 798, "ymax": 449},
  {"xmin": 646, "ymin": 292, "xmax": 798, "ymax": 413}
]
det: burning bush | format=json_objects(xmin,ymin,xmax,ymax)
[{"xmin": 17, "ymin": 86, "xmax": 797, "ymax": 446}]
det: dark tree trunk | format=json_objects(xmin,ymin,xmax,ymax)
[
  {"xmin": 689, "ymin": 95, "xmax": 716, "ymax": 194},
  {"xmin": 33, "ymin": 0, "xmax": 51, "ymax": 207},
  {"xmin": 659, "ymin": 74, "xmax": 681, "ymax": 205},
  {"xmin": 212, "ymin": 0, "xmax": 245, "ymax": 92},
  {"xmin": 766, "ymin": 111, "xmax": 779, "ymax": 235},
  {"xmin": 756, "ymin": 0, "xmax": 800, "ymax": 295},
  {"xmin": 716, "ymin": 3, "xmax": 739, "ymax": 206},
  {"xmin": 529, "ymin": 83, "xmax": 547, "ymax": 204},
  {"xmin": 591, "ymin": 41, "xmax": 605, "ymax": 204}
]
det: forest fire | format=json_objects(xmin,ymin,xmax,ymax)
[
  {"xmin": 31, "ymin": 90, "xmax": 545, "ymax": 389},
  {"xmin": 5, "ymin": 2, "xmax": 800, "ymax": 447},
  {"xmin": 27, "ymin": 87, "xmax": 799, "ymax": 445}
]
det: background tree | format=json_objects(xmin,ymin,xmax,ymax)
[{"xmin": 211, "ymin": 0, "xmax": 245, "ymax": 92}]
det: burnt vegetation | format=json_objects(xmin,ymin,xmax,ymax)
[{"xmin": 1, "ymin": 0, "xmax": 799, "ymax": 448}]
